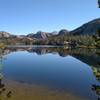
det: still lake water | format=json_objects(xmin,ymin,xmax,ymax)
[{"xmin": 0, "ymin": 46, "xmax": 100, "ymax": 100}]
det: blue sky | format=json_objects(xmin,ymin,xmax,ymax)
[{"xmin": 0, "ymin": 0, "xmax": 99, "ymax": 35}]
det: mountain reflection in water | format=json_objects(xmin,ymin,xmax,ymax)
[{"xmin": 2, "ymin": 46, "xmax": 100, "ymax": 67}]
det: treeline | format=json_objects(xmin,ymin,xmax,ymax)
[
  {"xmin": 0, "ymin": 37, "xmax": 34, "ymax": 45},
  {"xmin": 33, "ymin": 34, "xmax": 100, "ymax": 48},
  {"xmin": 0, "ymin": 33, "xmax": 100, "ymax": 48}
]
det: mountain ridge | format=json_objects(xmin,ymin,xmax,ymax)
[
  {"xmin": 0, "ymin": 18, "xmax": 100, "ymax": 39},
  {"xmin": 71, "ymin": 18, "xmax": 100, "ymax": 35}
]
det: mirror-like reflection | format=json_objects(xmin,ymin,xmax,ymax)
[
  {"xmin": 4, "ymin": 46, "xmax": 100, "ymax": 67},
  {"xmin": 0, "ymin": 46, "xmax": 99, "ymax": 100}
]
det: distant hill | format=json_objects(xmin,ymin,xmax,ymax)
[
  {"xmin": 0, "ymin": 31, "xmax": 17, "ymax": 38},
  {"xmin": 71, "ymin": 18, "xmax": 100, "ymax": 35}
]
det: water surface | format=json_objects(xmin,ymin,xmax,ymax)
[{"xmin": 0, "ymin": 46, "xmax": 100, "ymax": 100}]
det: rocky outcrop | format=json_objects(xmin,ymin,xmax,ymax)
[
  {"xmin": 0, "ymin": 31, "xmax": 11, "ymax": 38},
  {"xmin": 27, "ymin": 31, "xmax": 55, "ymax": 39}
]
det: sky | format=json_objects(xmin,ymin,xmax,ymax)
[{"xmin": 0, "ymin": 0, "xmax": 99, "ymax": 35}]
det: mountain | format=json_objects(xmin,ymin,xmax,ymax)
[
  {"xmin": 58, "ymin": 29, "xmax": 69, "ymax": 35},
  {"xmin": 0, "ymin": 31, "xmax": 11, "ymax": 38},
  {"xmin": 27, "ymin": 33, "xmax": 34, "ymax": 38},
  {"xmin": 17, "ymin": 35, "xmax": 26, "ymax": 38},
  {"xmin": 1, "ymin": 18, "xmax": 100, "ymax": 39},
  {"xmin": 27, "ymin": 31, "xmax": 57, "ymax": 39},
  {"xmin": 71, "ymin": 18, "xmax": 100, "ymax": 35},
  {"xmin": 27, "ymin": 31, "xmax": 48, "ymax": 39},
  {"xmin": 50, "ymin": 31, "xmax": 58, "ymax": 35}
]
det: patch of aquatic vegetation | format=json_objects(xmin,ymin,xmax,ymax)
[
  {"xmin": 92, "ymin": 85, "xmax": 100, "ymax": 100},
  {"xmin": 93, "ymin": 67, "xmax": 100, "ymax": 81},
  {"xmin": 92, "ymin": 67, "xmax": 100, "ymax": 100}
]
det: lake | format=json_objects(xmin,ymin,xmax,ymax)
[{"xmin": 0, "ymin": 46, "xmax": 100, "ymax": 100}]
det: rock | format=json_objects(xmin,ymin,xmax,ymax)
[{"xmin": 0, "ymin": 31, "xmax": 11, "ymax": 38}]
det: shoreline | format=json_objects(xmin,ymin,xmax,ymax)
[{"xmin": 5, "ymin": 44, "xmax": 100, "ymax": 49}]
